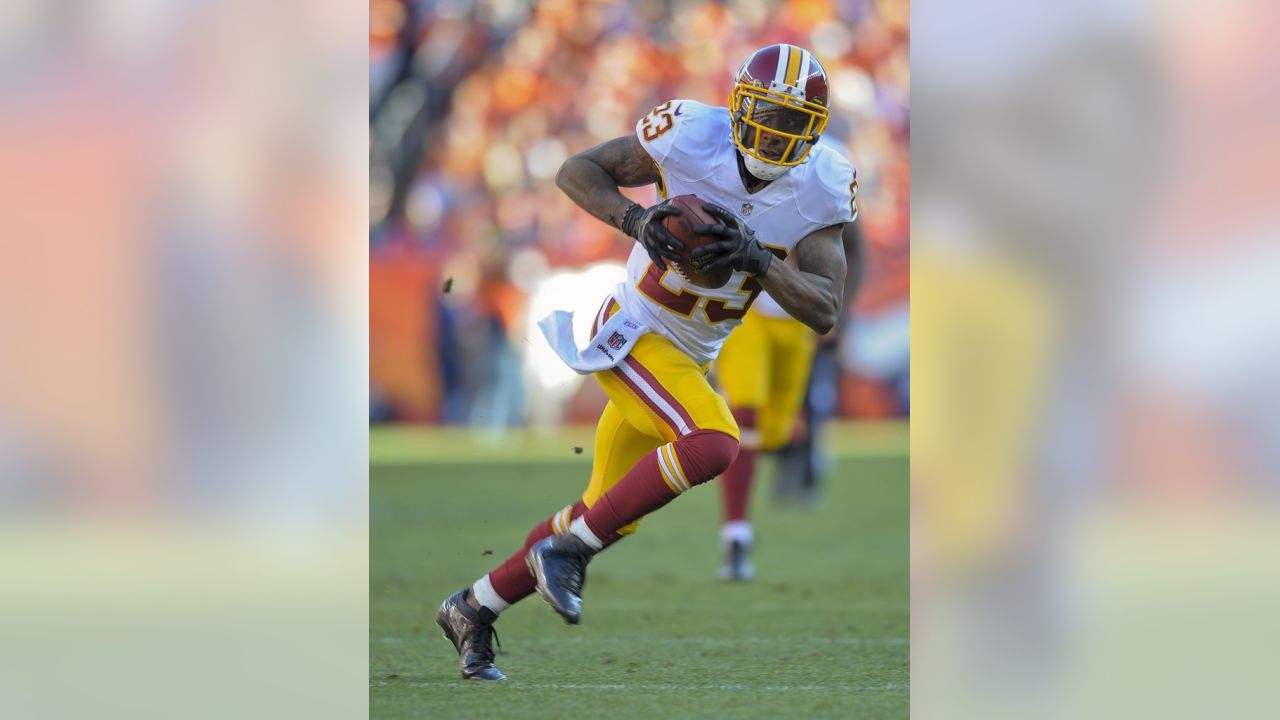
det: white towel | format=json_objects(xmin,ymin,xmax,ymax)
[{"xmin": 538, "ymin": 302, "xmax": 649, "ymax": 374}]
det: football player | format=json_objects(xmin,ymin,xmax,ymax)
[{"xmin": 436, "ymin": 44, "xmax": 858, "ymax": 680}]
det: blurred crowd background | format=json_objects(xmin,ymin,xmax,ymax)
[{"xmin": 369, "ymin": 0, "xmax": 910, "ymax": 426}]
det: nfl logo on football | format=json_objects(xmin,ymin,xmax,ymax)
[{"xmin": 607, "ymin": 332, "xmax": 626, "ymax": 350}]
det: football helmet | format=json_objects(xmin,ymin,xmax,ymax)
[{"xmin": 729, "ymin": 44, "xmax": 831, "ymax": 181}]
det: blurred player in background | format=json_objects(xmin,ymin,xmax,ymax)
[
  {"xmin": 713, "ymin": 179, "xmax": 862, "ymax": 580},
  {"xmin": 435, "ymin": 43, "xmax": 858, "ymax": 680}
]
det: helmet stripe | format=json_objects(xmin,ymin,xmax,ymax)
[
  {"xmin": 773, "ymin": 44, "xmax": 789, "ymax": 85},
  {"xmin": 743, "ymin": 47, "xmax": 763, "ymax": 78},
  {"xmin": 797, "ymin": 48, "xmax": 812, "ymax": 89},
  {"xmin": 784, "ymin": 44, "xmax": 802, "ymax": 86}
]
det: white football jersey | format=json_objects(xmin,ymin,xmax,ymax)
[
  {"xmin": 752, "ymin": 134, "xmax": 856, "ymax": 320},
  {"xmin": 616, "ymin": 99, "xmax": 857, "ymax": 364}
]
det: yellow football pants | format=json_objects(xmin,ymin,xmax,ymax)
[
  {"xmin": 578, "ymin": 298, "xmax": 739, "ymax": 534},
  {"xmin": 715, "ymin": 310, "xmax": 817, "ymax": 451}
]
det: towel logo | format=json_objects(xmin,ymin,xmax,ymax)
[{"xmin": 607, "ymin": 332, "xmax": 626, "ymax": 350}]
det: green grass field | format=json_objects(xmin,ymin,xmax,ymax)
[{"xmin": 371, "ymin": 423, "xmax": 908, "ymax": 719}]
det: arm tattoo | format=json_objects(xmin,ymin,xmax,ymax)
[
  {"xmin": 556, "ymin": 135, "xmax": 660, "ymax": 233},
  {"xmin": 585, "ymin": 136, "xmax": 660, "ymax": 188}
]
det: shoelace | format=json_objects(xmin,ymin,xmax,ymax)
[
  {"xmin": 554, "ymin": 536, "xmax": 592, "ymax": 593},
  {"xmin": 565, "ymin": 555, "xmax": 587, "ymax": 595},
  {"xmin": 469, "ymin": 623, "xmax": 501, "ymax": 665}
]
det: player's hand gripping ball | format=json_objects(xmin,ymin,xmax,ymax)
[
  {"xmin": 622, "ymin": 200, "xmax": 684, "ymax": 272},
  {"xmin": 657, "ymin": 194, "xmax": 735, "ymax": 289},
  {"xmin": 622, "ymin": 195, "xmax": 744, "ymax": 288},
  {"xmin": 690, "ymin": 202, "xmax": 773, "ymax": 278}
]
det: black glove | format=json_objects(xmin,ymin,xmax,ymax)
[
  {"xmin": 690, "ymin": 202, "xmax": 773, "ymax": 277},
  {"xmin": 622, "ymin": 202, "xmax": 684, "ymax": 271}
]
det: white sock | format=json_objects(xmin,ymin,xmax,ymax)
[
  {"xmin": 470, "ymin": 574, "xmax": 510, "ymax": 614},
  {"xmin": 569, "ymin": 516, "xmax": 604, "ymax": 551},
  {"xmin": 721, "ymin": 520, "xmax": 754, "ymax": 546}
]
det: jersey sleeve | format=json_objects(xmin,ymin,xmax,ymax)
[
  {"xmin": 634, "ymin": 99, "xmax": 722, "ymax": 183},
  {"xmin": 800, "ymin": 146, "xmax": 859, "ymax": 226}
]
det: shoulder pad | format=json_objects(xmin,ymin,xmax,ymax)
[
  {"xmin": 799, "ymin": 145, "xmax": 858, "ymax": 226},
  {"xmin": 634, "ymin": 100, "xmax": 728, "ymax": 181}
]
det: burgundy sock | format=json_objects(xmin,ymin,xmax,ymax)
[
  {"xmin": 583, "ymin": 430, "xmax": 739, "ymax": 540},
  {"xmin": 720, "ymin": 408, "xmax": 758, "ymax": 523},
  {"xmin": 488, "ymin": 500, "xmax": 587, "ymax": 604}
]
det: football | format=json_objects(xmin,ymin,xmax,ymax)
[{"xmin": 661, "ymin": 194, "xmax": 734, "ymax": 289}]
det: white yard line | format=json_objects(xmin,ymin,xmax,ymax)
[
  {"xmin": 374, "ymin": 636, "xmax": 908, "ymax": 646},
  {"xmin": 371, "ymin": 680, "xmax": 908, "ymax": 692}
]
